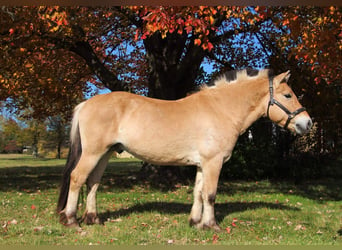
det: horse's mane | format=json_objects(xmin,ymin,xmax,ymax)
[{"xmin": 203, "ymin": 68, "xmax": 274, "ymax": 90}]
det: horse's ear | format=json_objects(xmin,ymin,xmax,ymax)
[{"xmin": 274, "ymin": 71, "xmax": 291, "ymax": 86}]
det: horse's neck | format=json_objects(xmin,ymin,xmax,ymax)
[{"xmin": 218, "ymin": 80, "xmax": 269, "ymax": 135}]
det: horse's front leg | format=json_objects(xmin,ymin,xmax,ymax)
[
  {"xmin": 196, "ymin": 157, "xmax": 223, "ymax": 232},
  {"xmin": 189, "ymin": 167, "xmax": 203, "ymax": 226}
]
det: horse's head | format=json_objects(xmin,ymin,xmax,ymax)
[{"xmin": 266, "ymin": 71, "xmax": 312, "ymax": 135}]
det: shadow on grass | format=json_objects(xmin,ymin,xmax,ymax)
[
  {"xmin": 0, "ymin": 160, "xmax": 141, "ymax": 192},
  {"xmin": 217, "ymin": 179, "xmax": 342, "ymax": 202},
  {"xmin": 0, "ymin": 166, "xmax": 65, "ymax": 192},
  {"xmin": 98, "ymin": 201, "xmax": 299, "ymax": 225},
  {"xmin": 0, "ymin": 160, "xmax": 341, "ymax": 202}
]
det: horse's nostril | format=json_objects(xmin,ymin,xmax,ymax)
[
  {"xmin": 295, "ymin": 118, "xmax": 312, "ymax": 134},
  {"xmin": 296, "ymin": 123, "xmax": 302, "ymax": 129}
]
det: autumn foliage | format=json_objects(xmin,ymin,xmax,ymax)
[
  {"xmin": 0, "ymin": 6, "xmax": 341, "ymax": 121},
  {"xmin": 273, "ymin": 7, "xmax": 342, "ymax": 84}
]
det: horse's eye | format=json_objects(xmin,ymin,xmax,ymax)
[{"xmin": 284, "ymin": 93, "xmax": 292, "ymax": 99}]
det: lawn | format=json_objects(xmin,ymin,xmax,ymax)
[{"xmin": 0, "ymin": 154, "xmax": 341, "ymax": 245}]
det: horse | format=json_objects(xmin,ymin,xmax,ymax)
[{"xmin": 57, "ymin": 69, "xmax": 312, "ymax": 232}]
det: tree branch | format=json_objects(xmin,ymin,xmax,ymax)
[
  {"xmin": 69, "ymin": 41, "xmax": 127, "ymax": 92},
  {"xmin": 39, "ymin": 26, "xmax": 127, "ymax": 92}
]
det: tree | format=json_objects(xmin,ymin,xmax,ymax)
[
  {"xmin": 0, "ymin": 7, "xmax": 291, "ymax": 115},
  {"xmin": 2, "ymin": 7, "xmax": 340, "ymax": 107},
  {"xmin": 44, "ymin": 116, "xmax": 69, "ymax": 159},
  {"xmin": 274, "ymin": 6, "xmax": 341, "ymax": 85},
  {"xmin": 0, "ymin": 6, "xmax": 341, "ymax": 177},
  {"xmin": 0, "ymin": 117, "xmax": 22, "ymax": 153}
]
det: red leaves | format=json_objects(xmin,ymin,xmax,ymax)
[
  {"xmin": 194, "ymin": 39, "xmax": 201, "ymax": 46},
  {"xmin": 212, "ymin": 233, "xmax": 219, "ymax": 244},
  {"xmin": 225, "ymin": 226, "xmax": 232, "ymax": 234},
  {"xmin": 131, "ymin": 6, "xmax": 223, "ymax": 51},
  {"xmin": 231, "ymin": 218, "xmax": 238, "ymax": 227}
]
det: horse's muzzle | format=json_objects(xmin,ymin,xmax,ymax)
[{"xmin": 294, "ymin": 117, "xmax": 313, "ymax": 135}]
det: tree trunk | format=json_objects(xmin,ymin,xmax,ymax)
[
  {"xmin": 144, "ymin": 32, "xmax": 205, "ymax": 99},
  {"xmin": 57, "ymin": 140, "xmax": 62, "ymax": 159},
  {"xmin": 139, "ymin": 32, "xmax": 206, "ymax": 184}
]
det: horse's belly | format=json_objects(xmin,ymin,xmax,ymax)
[{"xmin": 123, "ymin": 143, "xmax": 201, "ymax": 166}]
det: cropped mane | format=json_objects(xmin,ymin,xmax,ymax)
[{"xmin": 203, "ymin": 68, "xmax": 273, "ymax": 90}]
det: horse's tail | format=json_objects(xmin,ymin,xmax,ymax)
[{"xmin": 57, "ymin": 102, "xmax": 85, "ymax": 213}]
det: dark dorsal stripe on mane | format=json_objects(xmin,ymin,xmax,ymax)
[
  {"xmin": 199, "ymin": 68, "xmax": 274, "ymax": 92},
  {"xmin": 224, "ymin": 68, "xmax": 260, "ymax": 82},
  {"xmin": 212, "ymin": 68, "xmax": 275, "ymax": 85}
]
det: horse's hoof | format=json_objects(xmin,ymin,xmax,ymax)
[
  {"xmin": 210, "ymin": 224, "xmax": 223, "ymax": 232},
  {"xmin": 197, "ymin": 222, "xmax": 223, "ymax": 232},
  {"xmin": 59, "ymin": 212, "xmax": 79, "ymax": 228},
  {"xmin": 83, "ymin": 213, "xmax": 102, "ymax": 225},
  {"xmin": 65, "ymin": 221, "xmax": 81, "ymax": 228}
]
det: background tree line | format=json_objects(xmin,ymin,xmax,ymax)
[
  {"xmin": 0, "ymin": 6, "xmax": 341, "ymax": 180},
  {"xmin": 0, "ymin": 114, "xmax": 68, "ymax": 158}
]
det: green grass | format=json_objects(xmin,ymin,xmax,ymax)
[{"xmin": 0, "ymin": 154, "xmax": 341, "ymax": 245}]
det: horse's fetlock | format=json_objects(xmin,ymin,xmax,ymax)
[
  {"xmin": 189, "ymin": 217, "xmax": 201, "ymax": 227},
  {"xmin": 83, "ymin": 212, "xmax": 102, "ymax": 225}
]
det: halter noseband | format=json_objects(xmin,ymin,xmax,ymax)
[{"xmin": 267, "ymin": 77, "xmax": 306, "ymax": 129}]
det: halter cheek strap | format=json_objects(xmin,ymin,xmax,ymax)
[{"xmin": 267, "ymin": 77, "xmax": 306, "ymax": 129}]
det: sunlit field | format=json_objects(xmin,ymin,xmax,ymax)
[{"xmin": 0, "ymin": 154, "xmax": 341, "ymax": 245}]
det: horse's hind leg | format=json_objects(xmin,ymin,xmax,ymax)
[
  {"xmin": 82, "ymin": 151, "xmax": 112, "ymax": 225},
  {"xmin": 60, "ymin": 153, "xmax": 102, "ymax": 227}
]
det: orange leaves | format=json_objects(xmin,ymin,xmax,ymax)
[
  {"xmin": 38, "ymin": 6, "xmax": 69, "ymax": 33},
  {"xmin": 194, "ymin": 39, "xmax": 201, "ymax": 46},
  {"xmin": 131, "ymin": 6, "xmax": 271, "ymax": 53},
  {"xmin": 25, "ymin": 63, "xmax": 33, "ymax": 69},
  {"xmin": 225, "ymin": 226, "xmax": 232, "ymax": 234},
  {"xmin": 1, "ymin": 45, "xmax": 88, "ymax": 120},
  {"xmin": 131, "ymin": 6, "xmax": 223, "ymax": 51},
  {"xmin": 276, "ymin": 6, "xmax": 342, "ymax": 85}
]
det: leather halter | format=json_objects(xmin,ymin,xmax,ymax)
[{"xmin": 267, "ymin": 77, "xmax": 306, "ymax": 129}]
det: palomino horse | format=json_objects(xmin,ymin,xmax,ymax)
[{"xmin": 57, "ymin": 69, "xmax": 312, "ymax": 231}]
